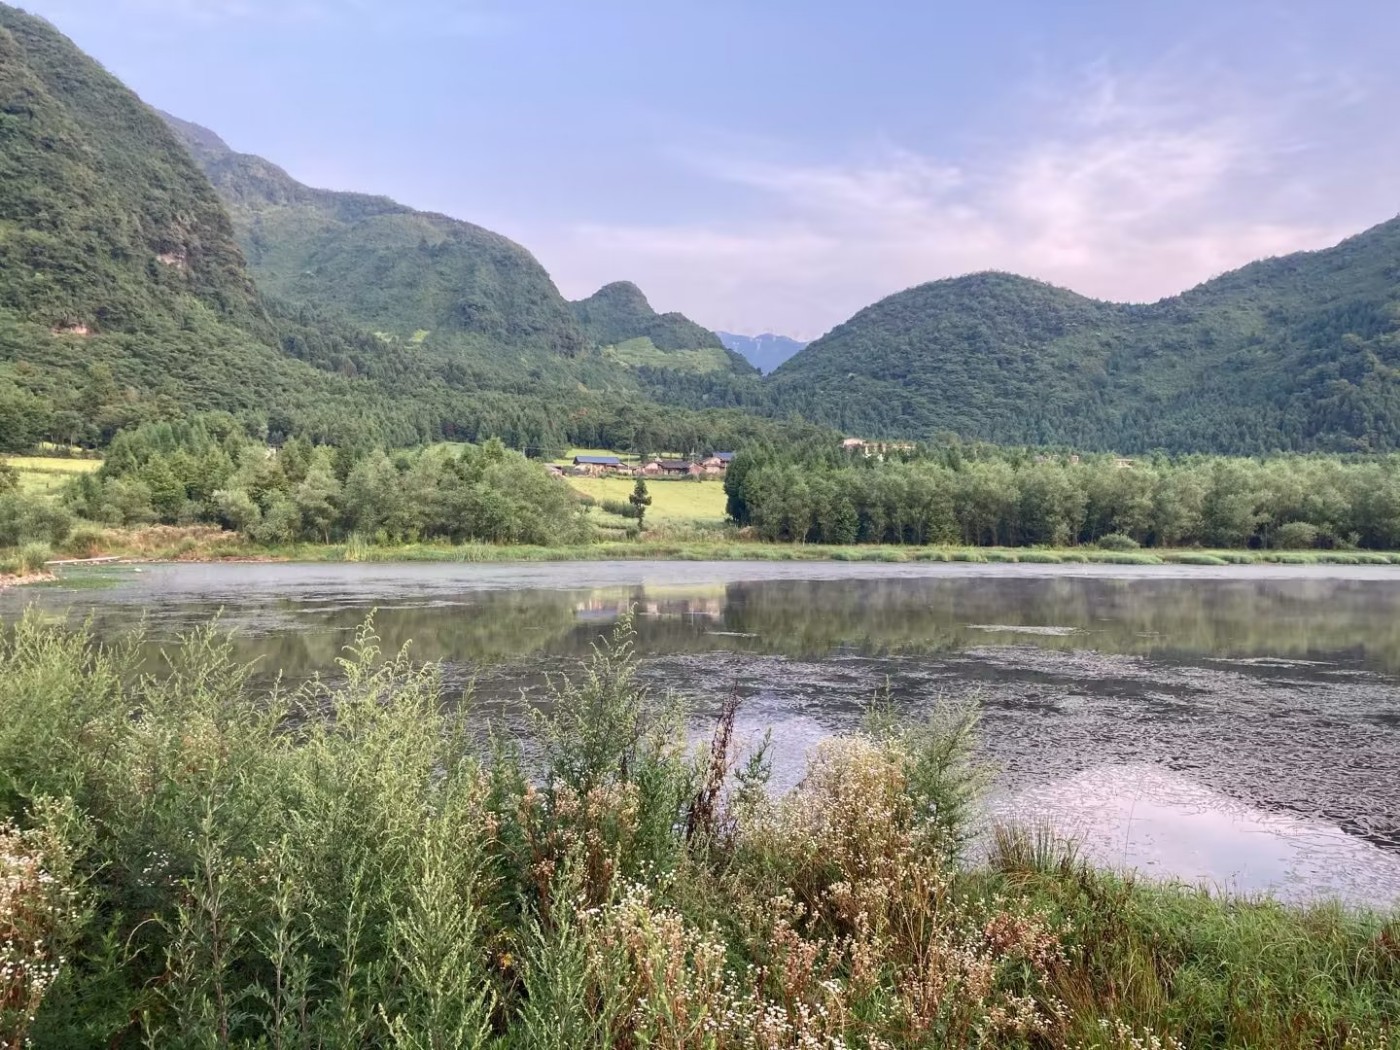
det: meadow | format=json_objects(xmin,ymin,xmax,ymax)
[
  {"xmin": 1, "ymin": 454, "xmax": 101, "ymax": 495},
  {"xmin": 0, "ymin": 613, "xmax": 1396, "ymax": 1048},
  {"xmin": 566, "ymin": 475, "xmax": 729, "ymax": 527}
]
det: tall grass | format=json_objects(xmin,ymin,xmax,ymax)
[{"xmin": 0, "ymin": 614, "xmax": 1395, "ymax": 1047}]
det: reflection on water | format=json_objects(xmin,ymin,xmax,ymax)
[
  {"xmin": 4, "ymin": 561, "xmax": 1400, "ymax": 904},
  {"xmin": 992, "ymin": 765, "xmax": 1400, "ymax": 907}
]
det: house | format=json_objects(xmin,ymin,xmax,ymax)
[
  {"xmin": 640, "ymin": 460, "xmax": 663, "ymax": 476},
  {"xmin": 546, "ymin": 464, "xmax": 565, "ymax": 477},
  {"xmin": 572, "ymin": 454, "xmax": 623, "ymax": 475},
  {"xmin": 658, "ymin": 459, "xmax": 700, "ymax": 477},
  {"xmin": 700, "ymin": 452, "xmax": 734, "ymax": 473}
]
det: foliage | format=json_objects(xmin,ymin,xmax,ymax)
[
  {"xmin": 48, "ymin": 421, "xmax": 593, "ymax": 546},
  {"xmin": 628, "ymin": 477, "xmax": 653, "ymax": 529},
  {"xmin": 768, "ymin": 242, "xmax": 1400, "ymax": 453},
  {"xmin": 0, "ymin": 615, "xmax": 1396, "ymax": 1048},
  {"xmin": 726, "ymin": 444, "xmax": 1400, "ymax": 550}
]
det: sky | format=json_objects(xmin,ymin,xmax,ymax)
[{"xmin": 21, "ymin": 0, "xmax": 1400, "ymax": 339}]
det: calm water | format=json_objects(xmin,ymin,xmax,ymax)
[{"xmin": 5, "ymin": 560, "xmax": 1400, "ymax": 906}]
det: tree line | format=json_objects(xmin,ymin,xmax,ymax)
[
  {"xmin": 725, "ymin": 444, "xmax": 1400, "ymax": 549},
  {"xmin": 3, "ymin": 415, "xmax": 591, "ymax": 549}
]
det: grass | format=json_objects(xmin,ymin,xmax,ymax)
[
  {"xmin": 2, "ymin": 455, "xmax": 101, "ymax": 496},
  {"xmin": 601, "ymin": 337, "xmax": 734, "ymax": 373},
  {"xmin": 0, "ymin": 614, "xmax": 1395, "ymax": 1048},
  {"xmin": 566, "ymin": 475, "xmax": 728, "ymax": 526}
]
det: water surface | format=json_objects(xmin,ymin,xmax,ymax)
[{"xmin": 6, "ymin": 560, "xmax": 1399, "ymax": 905}]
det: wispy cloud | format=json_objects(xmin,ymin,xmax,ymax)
[{"xmin": 545, "ymin": 63, "xmax": 1388, "ymax": 339}]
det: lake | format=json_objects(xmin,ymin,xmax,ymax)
[{"xmin": 5, "ymin": 560, "xmax": 1399, "ymax": 907}]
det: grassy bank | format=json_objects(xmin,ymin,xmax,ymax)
[
  {"xmin": 0, "ymin": 614, "xmax": 1395, "ymax": 1048},
  {"xmin": 8, "ymin": 523, "xmax": 1400, "ymax": 574}
]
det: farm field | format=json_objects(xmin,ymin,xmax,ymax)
[
  {"xmin": 566, "ymin": 475, "xmax": 727, "ymax": 526},
  {"xmin": 3, "ymin": 455, "xmax": 101, "ymax": 495}
]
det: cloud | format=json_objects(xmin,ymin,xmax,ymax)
[{"xmin": 542, "ymin": 65, "xmax": 1386, "ymax": 339}]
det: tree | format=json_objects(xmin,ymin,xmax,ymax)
[{"xmin": 628, "ymin": 478, "xmax": 653, "ymax": 531}]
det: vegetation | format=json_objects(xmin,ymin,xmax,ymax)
[
  {"xmin": 627, "ymin": 477, "xmax": 653, "ymax": 530},
  {"xmin": 571, "ymin": 281, "xmax": 754, "ymax": 373},
  {"xmin": 726, "ymin": 442, "xmax": 1400, "ymax": 549},
  {"xmin": 767, "ymin": 236, "xmax": 1400, "ymax": 453},
  {"xmin": 0, "ymin": 614, "xmax": 1395, "ymax": 1048}
]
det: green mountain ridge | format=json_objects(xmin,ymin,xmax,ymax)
[
  {"xmin": 159, "ymin": 110, "xmax": 588, "ymax": 364},
  {"xmin": 770, "ymin": 222, "xmax": 1400, "ymax": 453},
  {"xmin": 160, "ymin": 113, "xmax": 756, "ymax": 384},
  {"xmin": 570, "ymin": 280, "xmax": 756, "ymax": 375},
  {"xmin": 0, "ymin": 4, "xmax": 411, "ymax": 446}
]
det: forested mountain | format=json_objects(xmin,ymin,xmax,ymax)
[
  {"xmin": 160, "ymin": 112, "xmax": 588, "ymax": 369},
  {"xmin": 0, "ymin": 6, "xmax": 827, "ymax": 456},
  {"xmin": 0, "ymin": 5, "xmax": 409, "ymax": 446},
  {"xmin": 571, "ymin": 281, "xmax": 755, "ymax": 375},
  {"xmin": 770, "ymin": 220, "xmax": 1400, "ymax": 453},
  {"xmin": 717, "ymin": 331, "xmax": 808, "ymax": 373}
]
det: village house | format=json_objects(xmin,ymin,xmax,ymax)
[
  {"xmin": 571, "ymin": 454, "xmax": 623, "ymax": 476},
  {"xmin": 659, "ymin": 459, "xmax": 701, "ymax": 477},
  {"xmin": 699, "ymin": 452, "xmax": 734, "ymax": 474}
]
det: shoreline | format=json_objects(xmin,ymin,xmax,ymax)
[{"xmin": 12, "ymin": 533, "xmax": 1400, "ymax": 575}]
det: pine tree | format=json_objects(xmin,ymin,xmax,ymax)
[{"xmin": 628, "ymin": 477, "xmax": 653, "ymax": 531}]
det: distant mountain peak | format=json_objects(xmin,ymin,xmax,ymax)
[{"xmin": 716, "ymin": 331, "xmax": 808, "ymax": 373}]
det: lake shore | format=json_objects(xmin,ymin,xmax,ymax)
[{"xmin": 22, "ymin": 524, "xmax": 1400, "ymax": 571}]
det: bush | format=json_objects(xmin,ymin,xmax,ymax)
[
  {"xmin": 600, "ymin": 498, "xmax": 642, "ymax": 520},
  {"xmin": 17, "ymin": 541, "xmax": 50, "ymax": 574},
  {"xmin": 1096, "ymin": 532, "xmax": 1140, "ymax": 550},
  {"xmin": 62, "ymin": 523, "xmax": 106, "ymax": 559},
  {"xmin": 1274, "ymin": 521, "xmax": 1319, "ymax": 549}
]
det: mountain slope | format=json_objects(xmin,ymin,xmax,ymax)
[
  {"xmin": 0, "ymin": 5, "xmax": 383, "ymax": 445},
  {"xmin": 571, "ymin": 281, "xmax": 756, "ymax": 375},
  {"xmin": 0, "ymin": 9, "xmax": 258, "ymax": 333},
  {"xmin": 717, "ymin": 331, "xmax": 807, "ymax": 373},
  {"xmin": 162, "ymin": 112, "xmax": 588, "ymax": 363},
  {"xmin": 771, "ymin": 222, "xmax": 1400, "ymax": 453}
]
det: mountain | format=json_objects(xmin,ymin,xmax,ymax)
[
  {"xmin": 0, "ymin": 4, "xmax": 402, "ymax": 446},
  {"xmin": 571, "ymin": 281, "xmax": 755, "ymax": 375},
  {"xmin": 770, "ymin": 221, "xmax": 1400, "ymax": 453},
  {"xmin": 162, "ymin": 114, "xmax": 757, "ymax": 386},
  {"xmin": 159, "ymin": 112, "xmax": 587, "ymax": 367},
  {"xmin": 716, "ymin": 331, "xmax": 808, "ymax": 373}
]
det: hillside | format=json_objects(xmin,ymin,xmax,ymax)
[
  {"xmin": 164, "ymin": 112, "xmax": 586, "ymax": 366},
  {"xmin": 770, "ymin": 220, "xmax": 1400, "ymax": 453},
  {"xmin": 571, "ymin": 281, "xmax": 756, "ymax": 375},
  {"xmin": 717, "ymin": 331, "xmax": 808, "ymax": 373},
  {"xmin": 0, "ymin": 5, "xmax": 407, "ymax": 446}
]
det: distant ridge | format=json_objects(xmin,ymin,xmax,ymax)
[
  {"xmin": 769, "ymin": 219, "xmax": 1400, "ymax": 454},
  {"xmin": 717, "ymin": 331, "xmax": 808, "ymax": 373}
]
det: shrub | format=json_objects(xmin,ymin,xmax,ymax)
[
  {"xmin": 599, "ymin": 498, "xmax": 641, "ymax": 520},
  {"xmin": 1096, "ymin": 532, "xmax": 1140, "ymax": 550},
  {"xmin": 61, "ymin": 523, "xmax": 106, "ymax": 559},
  {"xmin": 1274, "ymin": 521, "xmax": 1319, "ymax": 549},
  {"xmin": 17, "ymin": 542, "xmax": 50, "ymax": 574}
]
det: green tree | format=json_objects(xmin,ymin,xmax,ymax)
[{"xmin": 628, "ymin": 478, "xmax": 653, "ymax": 531}]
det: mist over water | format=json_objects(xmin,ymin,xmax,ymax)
[{"xmin": 6, "ymin": 560, "xmax": 1400, "ymax": 905}]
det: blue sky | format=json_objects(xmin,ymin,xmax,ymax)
[{"xmin": 23, "ymin": 0, "xmax": 1400, "ymax": 338}]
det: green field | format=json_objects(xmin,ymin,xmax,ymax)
[
  {"xmin": 566, "ymin": 475, "xmax": 727, "ymax": 525},
  {"xmin": 3, "ymin": 455, "xmax": 101, "ymax": 495},
  {"xmin": 601, "ymin": 337, "xmax": 734, "ymax": 373}
]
